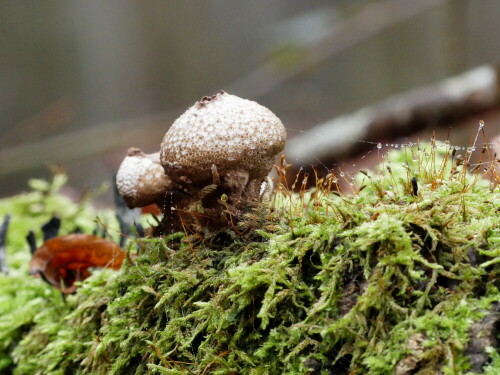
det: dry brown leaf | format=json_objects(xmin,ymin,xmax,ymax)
[{"xmin": 29, "ymin": 234, "xmax": 125, "ymax": 294}]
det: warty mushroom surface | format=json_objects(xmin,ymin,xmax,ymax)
[
  {"xmin": 160, "ymin": 91, "xmax": 287, "ymax": 186},
  {"xmin": 116, "ymin": 147, "xmax": 173, "ymax": 209},
  {"xmin": 116, "ymin": 91, "xmax": 287, "ymax": 232}
]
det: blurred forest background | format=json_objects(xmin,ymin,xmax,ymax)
[{"xmin": 1, "ymin": 0, "xmax": 499, "ymax": 203}]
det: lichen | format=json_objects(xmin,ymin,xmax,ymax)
[{"xmin": 1, "ymin": 142, "xmax": 499, "ymax": 374}]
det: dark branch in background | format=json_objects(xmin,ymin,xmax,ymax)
[
  {"xmin": 41, "ymin": 216, "xmax": 61, "ymax": 242},
  {"xmin": 26, "ymin": 231, "xmax": 37, "ymax": 255},
  {"xmin": 286, "ymin": 65, "xmax": 500, "ymax": 164},
  {"xmin": 0, "ymin": 215, "xmax": 11, "ymax": 274},
  {"xmin": 0, "ymin": 112, "xmax": 174, "ymax": 177}
]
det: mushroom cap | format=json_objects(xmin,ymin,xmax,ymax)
[
  {"xmin": 160, "ymin": 91, "xmax": 286, "ymax": 183},
  {"xmin": 116, "ymin": 148, "xmax": 174, "ymax": 208}
]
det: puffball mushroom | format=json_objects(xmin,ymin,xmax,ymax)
[
  {"xmin": 115, "ymin": 91, "xmax": 287, "ymax": 233},
  {"xmin": 160, "ymin": 91, "xmax": 286, "ymax": 202},
  {"xmin": 116, "ymin": 147, "xmax": 174, "ymax": 208}
]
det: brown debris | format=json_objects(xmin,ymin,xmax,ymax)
[{"xmin": 29, "ymin": 234, "xmax": 125, "ymax": 294}]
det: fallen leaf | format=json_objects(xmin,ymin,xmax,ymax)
[{"xmin": 29, "ymin": 234, "xmax": 125, "ymax": 294}]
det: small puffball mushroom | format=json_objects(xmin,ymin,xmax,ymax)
[
  {"xmin": 116, "ymin": 147, "xmax": 174, "ymax": 208},
  {"xmin": 160, "ymin": 91, "xmax": 287, "ymax": 184}
]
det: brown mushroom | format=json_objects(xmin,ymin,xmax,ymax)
[
  {"xmin": 116, "ymin": 91, "xmax": 287, "ymax": 232},
  {"xmin": 116, "ymin": 147, "xmax": 174, "ymax": 209},
  {"xmin": 160, "ymin": 91, "xmax": 286, "ymax": 205}
]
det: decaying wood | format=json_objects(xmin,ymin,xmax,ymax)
[{"xmin": 464, "ymin": 303, "xmax": 500, "ymax": 373}]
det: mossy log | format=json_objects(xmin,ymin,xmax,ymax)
[{"xmin": 0, "ymin": 144, "xmax": 499, "ymax": 374}]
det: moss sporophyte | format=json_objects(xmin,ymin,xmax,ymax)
[{"xmin": 0, "ymin": 93, "xmax": 498, "ymax": 374}]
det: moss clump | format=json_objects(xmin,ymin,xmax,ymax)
[
  {"xmin": 2, "ymin": 143, "xmax": 500, "ymax": 374},
  {"xmin": 0, "ymin": 175, "xmax": 116, "ymax": 373}
]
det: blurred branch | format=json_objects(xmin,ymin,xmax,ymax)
[
  {"xmin": 229, "ymin": 0, "xmax": 449, "ymax": 99},
  {"xmin": 2, "ymin": 65, "xmax": 494, "ymax": 178},
  {"xmin": 0, "ymin": 112, "xmax": 176, "ymax": 177},
  {"xmin": 286, "ymin": 65, "xmax": 500, "ymax": 164},
  {"xmin": 0, "ymin": 215, "xmax": 10, "ymax": 274},
  {"xmin": 2, "ymin": 98, "xmax": 74, "ymax": 147},
  {"xmin": 0, "ymin": 0, "xmax": 454, "ymax": 178}
]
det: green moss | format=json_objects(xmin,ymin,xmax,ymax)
[
  {"xmin": 0, "ymin": 175, "xmax": 116, "ymax": 373},
  {"xmin": 2, "ymin": 144, "xmax": 499, "ymax": 374}
]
